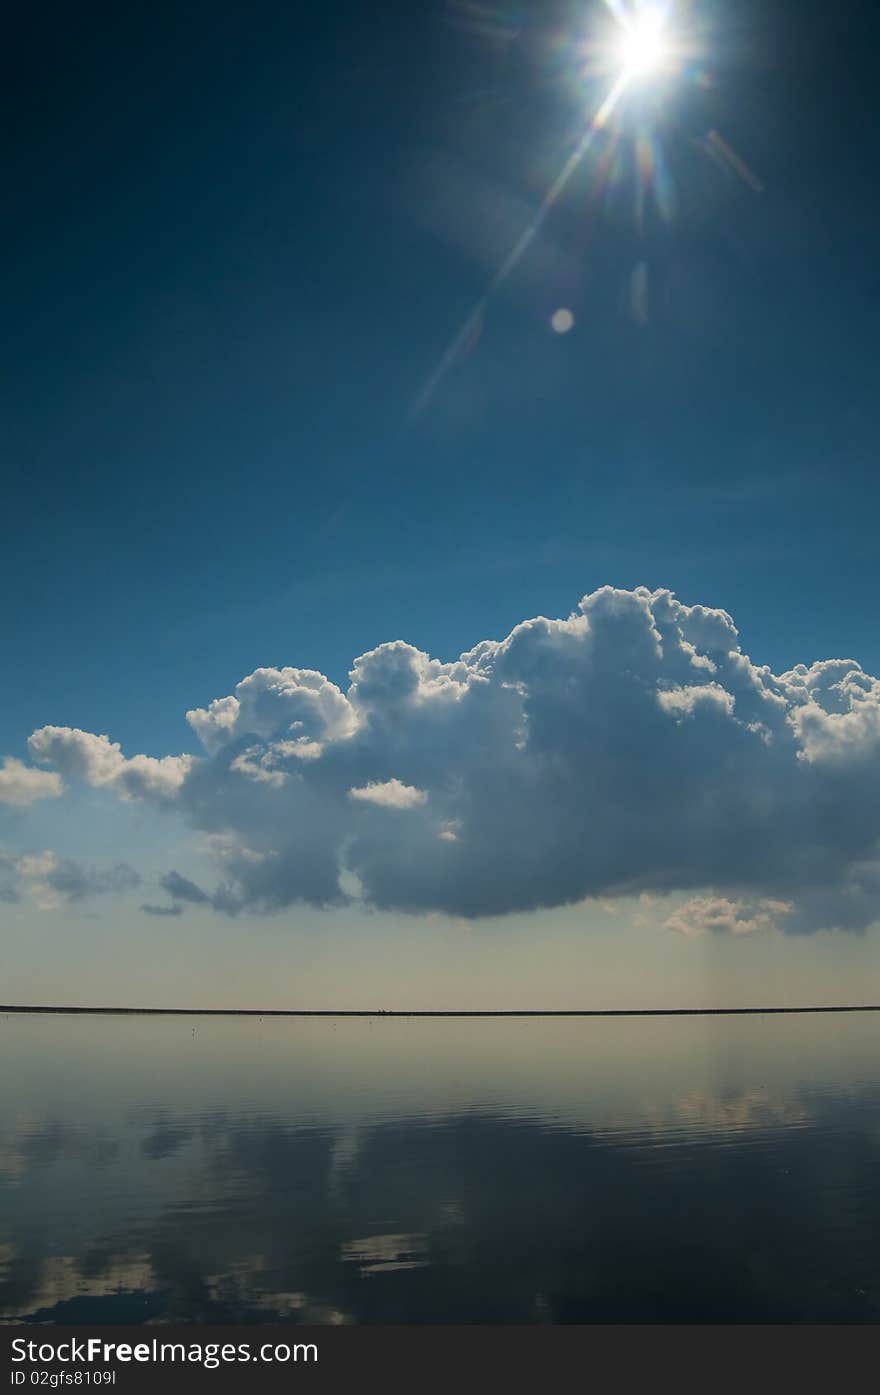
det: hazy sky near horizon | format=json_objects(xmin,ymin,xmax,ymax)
[{"xmin": 2, "ymin": 0, "xmax": 879, "ymax": 1005}]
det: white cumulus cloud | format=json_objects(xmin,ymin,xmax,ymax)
[
  {"xmin": 27, "ymin": 727, "xmax": 192, "ymax": 802},
  {"xmin": 22, "ymin": 586, "xmax": 880, "ymax": 932}
]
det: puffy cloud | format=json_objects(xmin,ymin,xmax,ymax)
[
  {"xmin": 186, "ymin": 668, "xmax": 356, "ymax": 756},
  {"xmin": 656, "ymin": 684, "xmax": 736, "ymax": 720},
  {"xmin": 0, "ymin": 757, "xmax": 62, "ymax": 806},
  {"xmin": 664, "ymin": 896, "xmax": 794, "ymax": 938},
  {"xmin": 784, "ymin": 665, "xmax": 880, "ymax": 766},
  {"xmin": 26, "ymin": 586, "xmax": 880, "ymax": 932},
  {"xmin": 27, "ymin": 727, "xmax": 192, "ymax": 802},
  {"xmin": 349, "ymin": 780, "xmax": 428, "ymax": 810}
]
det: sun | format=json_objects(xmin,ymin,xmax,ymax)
[{"xmin": 618, "ymin": 12, "xmax": 668, "ymax": 79}]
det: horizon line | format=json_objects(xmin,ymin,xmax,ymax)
[{"xmin": 2, "ymin": 1004, "xmax": 880, "ymax": 1018}]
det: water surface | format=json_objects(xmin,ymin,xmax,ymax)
[{"xmin": 1, "ymin": 1012, "xmax": 878, "ymax": 1323}]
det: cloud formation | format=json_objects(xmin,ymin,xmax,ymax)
[
  {"xmin": 25, "ymin": 728, "xmax": 191, "ymax": 802},
  {"xmin": 664, "ymin": 896, "xmax": 794, "ymax": 938},
  {"xmin": 2, "ymin": 850, "xmax": 140, "ymax": 909},
  {"xmin": 0, "ymin": 757, "xmax": 62, "ymax": 806},
  {"xmin": 349, "ymin": 779, "xmax": 429, "ymax": 810},
  {"xmin": 159, "ymin": 870, "xmax": 210, "ymax": 904},
  {"xmin": 23, "ymin": 587, "xmax": 880, "ymax": 932}
]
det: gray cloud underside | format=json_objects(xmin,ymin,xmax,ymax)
[
  {"xmin": 25, "ymin": 587, "xmax": 880, "ymax": 931},
  {"xmin": 159, "ymin": 870, "xmax": 210, "ymax": 905}
]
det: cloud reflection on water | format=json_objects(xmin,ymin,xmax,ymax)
[{"xmin": 1, "ymin": 1013, "xmax": 878, "ymax": 1323}]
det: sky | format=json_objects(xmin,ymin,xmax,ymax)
[{"xmin": 2, "ymin": 0, "xmax": 879, "ymax": 1007}]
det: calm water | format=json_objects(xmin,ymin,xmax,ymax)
[{"xmin": 1, "ymin": 1012, "xmax": 879, "ymax": 1324}]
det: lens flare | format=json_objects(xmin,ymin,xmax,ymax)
[{"xmin": 409, "ymin": 1, "xmax": 763, "ymax": 419}]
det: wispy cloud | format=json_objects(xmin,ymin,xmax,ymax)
[{"xmin": 2, "ymin": 850, "xmax": 140, "ymax": 909}]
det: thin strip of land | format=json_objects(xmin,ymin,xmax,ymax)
[{"xmin": 1, "ymin": 1005, "xmax": 879, "ymax": 1017}]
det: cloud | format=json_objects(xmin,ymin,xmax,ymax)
[
  {"xmin": 159, "ymin": 870, "xmax": 210, "ymax": 904},
  {"xmin": 186, "ymin": 669, "xmax": 356, "ymax": 757},
  {"xmin": 5, "ymin": 850, "xmax": 140, "ymax": 908},
  {"xmin": 664, "ymin": 896, "xmax": 794, "ymax": 938},
  {"xmin": 25, "ymin": 586, "xmax": 880, "ymax": 931},
  {"xmin": 0, "ymin": 757, "xmax": 62, "ymax": 806},
  {"xmin": 349, "ymin": 780, "xmax": 428, "ymax": 810},
  {"xmin": 138, "ymin": 870, "xmax": 228, "ymax": 917},
  {"xmin": 42, "ymin": 858, "xmax": 140, "ymax": 904},
  {"xmin": 27, "ymin": 728, "xmax": 192, "ymax": 802}
]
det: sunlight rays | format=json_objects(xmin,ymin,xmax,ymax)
[{"xmin": 408, "ymin": 3, "xmax": 678, "ymax": 419}]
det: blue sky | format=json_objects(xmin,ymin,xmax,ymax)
[{"xmin": 2, "ymin": 0, "xmax": 879, "ymax": 1004}]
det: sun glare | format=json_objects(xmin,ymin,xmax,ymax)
[{"xmin": 619, "ymin": 12, "xmax": 667, "ymax": 79}]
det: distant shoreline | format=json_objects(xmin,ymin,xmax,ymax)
[{"xmin": 2, "ymin": 1005, "xmax": 879, "ymax": 1018}]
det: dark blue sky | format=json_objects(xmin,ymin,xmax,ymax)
[{"xmin": 4, "ymin": 0, "xmax": 879, "ymax": 758}]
